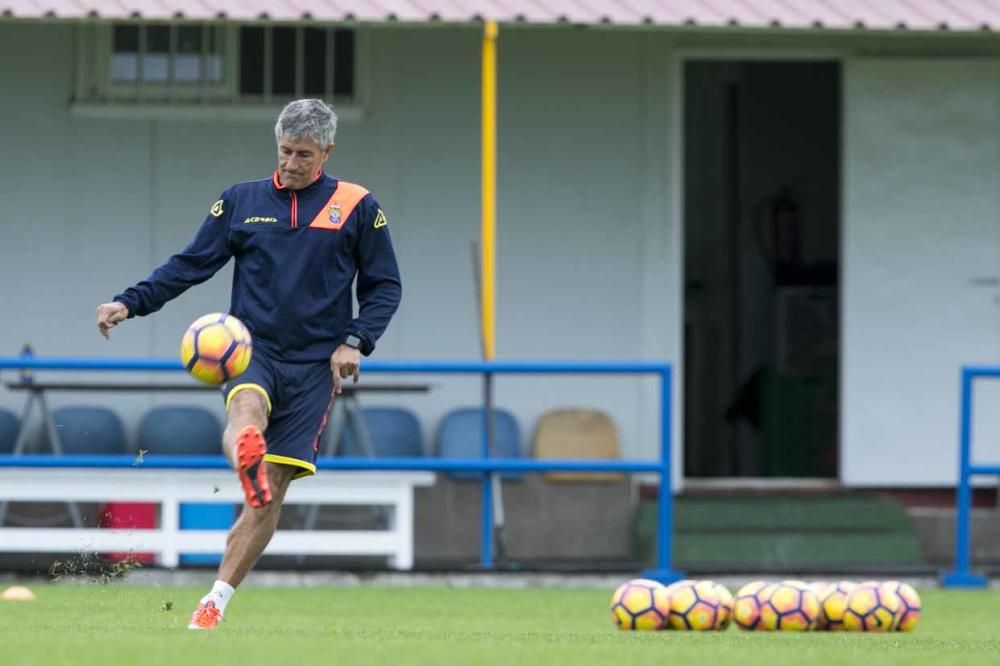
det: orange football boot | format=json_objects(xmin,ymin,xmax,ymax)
[
  {"xmin": 187, "ymin": 600, "xmax": 223, "ymax": 630},
  {"xmin": 234, "ymin": 425, "xmax": 271, "ymax": 508}
]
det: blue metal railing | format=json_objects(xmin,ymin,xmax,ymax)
[
  {"xmin": 0, "ymin": 356, "xmax": 682, "ymax": 581},
  {"xmin": 942, "ymin": 365, "xmax": 1000, "ymax": 588}
]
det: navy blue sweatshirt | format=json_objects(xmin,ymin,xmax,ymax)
[{"xmin": 114, "ymin": 171, "xmax": 401, "ymax": 361}]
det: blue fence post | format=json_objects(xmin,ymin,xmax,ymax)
[
  {"xmin": 942, "ymin": 366, "xmax": 988, "ymax": 588},
  {"xmin": 642, "ymin": 365, "xmax": 684, "ymax": 583}
]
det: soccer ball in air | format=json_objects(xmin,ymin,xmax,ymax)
[
  {"xmin": 732, "ymin": 581, "xmax": 769, "ymax": 630},
  {"xmin": 180, "ymin": 313, "xmax": 253, "ymax": 384},
  {"xmin": 666, "ymin": 580, "xmax": 721, "ymax": 630},
  {"xmin": 758, "ymin": 581, "xmax": 821, "ymax": 631},
  {"xmin": 881, "ymin": 581, "xmax": 921, "ymax": 632},
  {"xmin": 815, "ymin": 581, "xmax": 857, "ymax": 631},
  {"xmin": 610, "ymin": 579, "xmax": 670, "ymax": 631},
  {"xmin": 843, "ymin": 583, "xmax": 901, "ymax": 632}
]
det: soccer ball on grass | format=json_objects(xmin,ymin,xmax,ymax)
[
  {"xmin": 610, "ymin": 579, "xmax": 670, "ymax": 630},
  {"xmin": 758, "ymin": 581, "xmax": 821, "ymax": 631},
  {"xmin": 881, "ymin": 581, "xmax": 921, "ymax": 632},
  {"xmin": 666, "ymin": 580, "xmax": 722, "ymax": 630},
  {"xmin": 843, "ymin": 582, "xmax": 901, "ymax": 632},
  {"xmin": 709, "ymin": 582, "xmax": 734, "ymax": 630},
  {"xmin": 733, "ymin": 580, "xmax": 769, "ymax": 630},
  {"xmin": 815, "ymin": 581, "xmax": 857, "ymax": 631}
]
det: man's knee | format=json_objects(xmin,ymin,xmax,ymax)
[
  {"xmin": 227, "ymin": 388, "xmax": 268, "ymax": 424},
  {"xmin": 265, "ymin": 462, "xmax": 296, "ymax": 501},
  {"xmin": 241, "ymin": 463, "xmax": 294, "ymax": 518}
]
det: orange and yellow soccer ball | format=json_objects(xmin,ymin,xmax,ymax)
[
  {"xmin": 610, "ymin": 579, "xmax": 670, "ymax": 631},
  {"xmin": 180, "ymin": 313, "xmax": 253, "ymax": 384},
  {"xmin": 758, "ymin": 581, "xmax": 821, "ymax": 631},
  {"xmin": 882, "ymin": 581, "xmax": 921, "ymax": 632},
  {"xmin": 816, "ymin": 581, "xmax": 857, "ymax": 631},
  {"xmin": 662, "ymin": 579, "xmax": 694, "ymax": 597},
  {"xmin": 733, "ymin": 580, "xmax": 769, "ymax": 630},
  {"xmin": 667, "ymin": 580, "xmax": 721, "ymax": 630},
  {"xmin": 709, "ymin": 582, "xmax": 734, "ymax": 630},
  {"xmin": 843, "ymin": 583, "xmax": 901, "ymax": 632}
]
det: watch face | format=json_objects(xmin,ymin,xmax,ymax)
[{"xmin": 346, "ymin": 334, "xmax": 361, "ymax": 348}]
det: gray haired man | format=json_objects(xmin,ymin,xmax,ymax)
[{"xmin": 95, "ymin": 99, "xmax": 402, "ymax": 629}]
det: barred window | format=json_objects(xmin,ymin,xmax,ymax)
[
  {"xmin": 109, "ymin": 24, "xmax": 224, "ymax": 86},
  {"xmin": 74, "ymin": 23, "xmax": 359, "ymax": 111},
  {"xmin": 237, "ymin": 27, "xmax": 355, "ymax": 100}
]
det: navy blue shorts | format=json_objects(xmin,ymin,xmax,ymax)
[{"xmin": 223, "ymin": 350, "xmax": 334, "ymax": 480}]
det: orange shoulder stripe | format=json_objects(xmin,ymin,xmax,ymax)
[{"xmin": 307, "ymin": 181, "xmax": 370, "ymax": 231}]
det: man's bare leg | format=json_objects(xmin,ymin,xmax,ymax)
[
  {"xmin": 188, "ymin": 463, "xmax": 295, "ymax": 629},
  {"xmin": 189, "ymin": 389, "xmax": 283, "ymax": 630},
  {"xmin": 225, "ymin": 390, "xmax": 272, "ymax": 508},
  {"xmin": 222, "ymin": 390, "xmax": 268, "ymax": 468},
  {"xmin": 217, "ymin": 462, "xmax": 295, "ymax": 587}
]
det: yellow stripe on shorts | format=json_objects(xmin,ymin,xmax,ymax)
[
  {"xmin": 263, "ymin": 454, "xmax": 316, "ymax": 479},
  {"xmin": 225, "ymin": 383, "xmax": 272, "ymax": 415}
]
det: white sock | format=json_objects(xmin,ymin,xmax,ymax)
[{"xmin": 199, "ymin": 580, "xmax": 235, "ymax": 614}]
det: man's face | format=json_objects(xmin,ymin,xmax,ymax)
[{"xmin": 277, "ymin": 137, "xmax": 334, "ymax": 190}]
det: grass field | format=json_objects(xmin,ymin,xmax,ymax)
[{"xmin": 0, "ymin": 585, "xmax": 997, "ymax": 665}]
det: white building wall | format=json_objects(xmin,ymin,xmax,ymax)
[
  {"xmin": 8, "ymin": 22, "xmax": 1000, "ymax": 487},
  {"xmin": 0, "ymin": 24, "xmax": 678, "ymax": 470},
  {"xmin": 842, "ymin": 58, "xmax": 1000, "ymax": 486}
]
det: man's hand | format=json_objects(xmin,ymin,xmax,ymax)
[
  {"xmin": 96, "ymin": 302, "xmax": 129, "ymax": 340},
  {"xmin": 330, "ymin": 344, "xmax": 361, "ymax": 395}
]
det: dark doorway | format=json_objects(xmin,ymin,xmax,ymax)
[{"xmin": 683, "ymin": 61, "xmax": 840, "ymax": 478}]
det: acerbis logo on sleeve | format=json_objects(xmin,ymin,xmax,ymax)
[
  {"xmin": 374, "ymin": 210, "xmax": 388, "ymax": 228},
  {"xmin": 210, "ymin": 200, "xmax": 225, "ymax": 217}
]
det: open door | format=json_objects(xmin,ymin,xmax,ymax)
[
  {"xmin": 842, "ymin": 59, "xmax": 1000, "ymax": 486},
  {"xmin": 683, "ymin": 61, "xmax": 840, "ymax": 479}
]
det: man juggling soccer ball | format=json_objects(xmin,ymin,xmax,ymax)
[{"xmin": 95, "ymin": 99, "xmax": 402, "ymax": 630}]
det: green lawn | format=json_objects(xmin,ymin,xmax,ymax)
[{"xmin": 0, "ymin": 586, "xmax": 996, "ymax": 665}]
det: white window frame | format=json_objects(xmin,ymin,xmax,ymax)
[{"xmin": 71, "ymin": 22, "xmax": 368, "ymax": 122}]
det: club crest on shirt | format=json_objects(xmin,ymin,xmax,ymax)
[{"xmin": 329, "ymin": 204, "xmax": 342, "ymax": 225}]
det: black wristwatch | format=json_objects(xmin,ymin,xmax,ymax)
[{"xmin": 344, "ymin": 333, "xmax": 363, "ymax": 350}]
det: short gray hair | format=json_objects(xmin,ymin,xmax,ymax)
[{"xmin": 274, "ymin": 99, "xmax": 338, "ymax": 149}]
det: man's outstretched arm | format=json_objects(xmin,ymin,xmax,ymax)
[{"xmin": 96, "ymin": 195, "xmax": 234, "ymax": 339}]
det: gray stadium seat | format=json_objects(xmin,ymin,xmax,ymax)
[
  {"xmin": 435, "ymin": 407, "xmax": 523, "ymax": 480},
  {"xmin": 138, "ymin": 406, "xmax": 222, "ymax": 455},
  {"xmin": 0, "ymin": 408, "xmax": 19, "ymax": 454},
  {"xmin": 338, "ymin": 406, "xmax": 424, "ymax": 457},
  {"xmin": 50, "ymin": 406, "xmax": 127, "ymax": 455}
]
